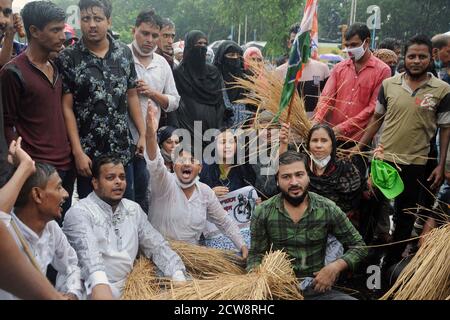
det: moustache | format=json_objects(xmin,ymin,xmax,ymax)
[{"xmin": 288, "ymin": 185, "xmax": 303, "ymax": 192}]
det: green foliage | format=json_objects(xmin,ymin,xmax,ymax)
[{"xmin": 51, "ymin": 0, "xmax": 450, "ymax": 56}]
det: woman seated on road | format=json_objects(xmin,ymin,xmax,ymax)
[
  {"xmin": 200, "ymin": 128, "xmax": 257, "ymax": 250},
  {"xmin": 157, "ymin": 126, "xmax": 180, "ymax": 173}
]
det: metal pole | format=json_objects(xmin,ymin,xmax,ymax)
[
  {"xmin": 244, "ymin": 15, "xmax": 248, "ymax": 44},
  {"xmin": 349, "ymin": 0, "xmax": 354, "ymax": 25},
  {"xmin": 238, "ymin": 23, "xmax": 241, "ymax": 46}
]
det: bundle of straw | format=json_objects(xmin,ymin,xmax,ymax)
[
  {"xmin": 233, "ymin": 62, "xmax": 311, "ymax": 140},
  {"xmin": 122, "ymin": 257, "xmax": 165, "ymax": 300},
  {"xmin": 168, "ymin": 240, "xmax": 246, "ymax": 278},
  {"xmin": 381, "ymin": 224, "xmax": 450, "ymax": 300},
  {"xmin": 151, "ymin": 250, "xmax": 303, "ymax": 300}
]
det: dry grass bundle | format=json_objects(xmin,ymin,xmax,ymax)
[
  {"xmin": 381, "ymin": 224, "xmax": 450, "ymax": 300},
  {"xmin": 169, "ymin": 240, "xmax": 246, "ymax": 278},
  {"xmin": 122, "ymin": 257, "xmax": 165, "ymax": 300},
  {"xmin": 233, "ymin": 62, "xmax": 311, "ymax": 140},
  {"xmin": 152, "ymin": 250, "xmax": 303, "ymax": 300}
]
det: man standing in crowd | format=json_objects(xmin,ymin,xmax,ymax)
[
  {"xmin": 247, "ymin": 151, "xmax": 368, "ymax": 300},
  {"xmin": 58, "ymin": 0, "xmax": 146, "ymax": 200},
  {"xmin": 431, "ymin": 33, "xmax": 450, "ymax": 84},
  {"xmin": 128, "ymin": 9, "xmax": 180, "ymax": 212},
  {"xmin": 357, "ymin": 35, "xmax": 450, "ymax": 267},
  {"xmin": 156, "ymin": 18, "xmax": 176, "ymax": 69},
  {"xmin": 63, "ymin": 155, "xmax": 187, "ymax": 300},
  {"xmin": 314, "ymin": 23, "xmax": 391, "ymax": 145},
  {"xmin": 156, "ymin": 18, "xmax": 177, "ymax": 127},
  {"xmin": 1, "ymin": 1, "xmax": 75, "ymax": 217},
  {"xmin": 0, "ymin": 0, "xmax": 26, "ymax": 67}
]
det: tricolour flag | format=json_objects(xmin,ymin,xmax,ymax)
[{"xmin": 276, "ymin": 0, "xmax": 319, "ymax": 121}]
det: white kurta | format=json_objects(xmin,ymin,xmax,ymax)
[
  {"xmin": 146, "ymin": 148, "xmax": 245, "ymax": 250},
  {"xmin": 0, "ymin": 211, "xmax": 82, "ymax": 300},
  {"xmin": 63, "ymin": 193, "xmax": 185, "ymax": 298}
]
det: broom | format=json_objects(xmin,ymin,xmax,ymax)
[
  {"xmin": 380, "ymin": 223, "xmax": 450, "ymax": 300},
  {"xmin": 151, "ymin": 250, "xmax": 303, "ymax": 300}
]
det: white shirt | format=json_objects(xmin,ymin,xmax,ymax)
[
  {"xmin": 0, "ymin": 211, "xmax": 82, "ymax": 300},
  {"xmin": 63, "ymin": 193, "xmax": 185, "ymax": 299},
  {"xmin": 128, "ymin": 45, "xmax": 181, "ymax": 143},
  {"xmin": 146, "ymin": 148, "xmax": 245, "ymax": 250}
]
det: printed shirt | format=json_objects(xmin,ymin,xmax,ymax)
[
  {"xmin": 315, "ymin": 54, "xmax": 391, "ymax": 141},
  {"xmin": 376, "ymin": 73, "xmax": 450, "ymax": 165},
  {"xmin": 57, "ymin": 34, "xmax": 137, "ymax": 164},
  {"xmin": 0, "ymin": 211, "xmax": 82, "ymax": 300},
  {"xmin": 128, "ymin": 46, "xmax": 180, "ymax": 143},
  {"xmin": 247, "ymin": 192, "xmax": 368, "ymax": 278}
]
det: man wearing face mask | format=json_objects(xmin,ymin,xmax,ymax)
[
  {"xmin": 173, "ymin": 30, "xmax": 224, "ymax": 147},
  {"xmin": 214, "ymin": 41, "xmax": 249, "ymax": 128},
  {"xmin": 247, "ymin": 151, "xmax": 368, "ymax": 300},
  {"xmin": 128, "ymin": 9, "xmax": 180, "ymax": 213},
  {"xmin": 431, "ymin": 34, "xmax": 450, "ymax": 85},
  {"xmin": 314, "ymin": 23, "xmax": 391, "ymax": 146}
]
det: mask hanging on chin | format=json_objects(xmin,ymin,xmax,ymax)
[
  {"xmin": 344, "ymin": 40, "xmax": 367, "ymax": 62},
  {"xmin": 174, "ymin": 173, "xmax": 199, "ymax": 189},
  {"xmin": 311, "ymin": 155, "xmax": 332, "ymax": 169},
  {"xmin": 132, "ymin": 39, "xmax": 156, "ymax": 57}
]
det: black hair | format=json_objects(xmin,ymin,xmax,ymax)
[
  {"xmin": 278, "ymin": 151, "xmax": 309, "ymax": 169},
  {"xmin": 379, "ymin": 37, "xmax": 402, "ymax": 51},
  {"xmin": 404, "ymin": 34, "xmax": 433, "ymax": 57},
  {"xmin": 15, "ymin": 163, "xmax": 57, "ymax": 208},
  {"xmin": 0, "ymin": 159, "xmax": 14, "ymax": 189},
  {"xmin": 345, "ymin": 22, "xmax": 371, "ymax": 42},
  {"xmin": 161, "ymin": 18, "xmax": 175, "ymax": 30},
  {"xmin": 431, "ymin": 34, "xmax": 450, "ymax": 50},
  {"xmin": 92, "ymin": 154, "xmax": 123, "ymax": 179},
  {"xmin": 135, "ymin": 8, "xmax": 163, "ymax": 29},
  {"xmin": 21, "ymin": 1, "xmax": 66, "ymax": 39},
  {"xmin": 289, "ymin": 22, "xmax": 300, "ymax": 36},
  {"xmin": 306, "ymin": 124, "xmax": 337, "ymax": 159},
  {"xmin": 78, "ymin": 0, "xmax": 112, "ymax": 19}
]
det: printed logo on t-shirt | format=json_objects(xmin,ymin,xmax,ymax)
[{"xmin": 416, "ymin": 94, "xmax": 437, "ymax": 111}]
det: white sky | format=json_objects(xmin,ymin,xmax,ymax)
[{"xmin": 12, "ymin": 0, "xmax": 34, "ymax": 12}]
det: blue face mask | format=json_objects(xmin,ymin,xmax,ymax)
[{"xmin": 435, "ymin": 60, "xmax": 443, "ymax": 69}]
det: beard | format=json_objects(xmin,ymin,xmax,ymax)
[
  {"xmin": 405, "ymin": 65, "xmax": 429, "ymax": 80},
  {"xmin": 280, "ymin": 185, "xmax": 309, "ymax": 207}
]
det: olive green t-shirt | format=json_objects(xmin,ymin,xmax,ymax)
[{"xmin": 376, "ymin": 73, "xmax": 450, "ymax": 165}]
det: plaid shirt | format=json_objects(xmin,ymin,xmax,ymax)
[{"xmin": 247, "ymin": 192, "xmax": 368, "ymax": 278}]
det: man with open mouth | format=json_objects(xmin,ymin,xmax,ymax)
[{"xmin": 145, "ymin": 107, "xmax": 249, "ymax": 259}]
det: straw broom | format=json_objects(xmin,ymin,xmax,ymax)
[
  {"xmin": 233, "ymin": 62, "xmax": 311, "ymax": 140},
  {"xmin": 151, "ymin": 250, "xmax": 303, "ymax": 300},
  {"xmin": 381, "ymin": 223, "xmax": 450, "ymax": 300},
  {"xmin": 168, "ymin": 240, "xmax": 246, "ymax": 278}
]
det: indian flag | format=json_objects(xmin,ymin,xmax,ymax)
[{"xmin": 276, "ymin": 0, "xmax": 319, "ymax": 121}]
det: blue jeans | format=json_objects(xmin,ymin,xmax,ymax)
[
  {"xmin": 76, "ymin": 163, "xmax": 135, "ymax": 201},
  {"xmin": 132, "ymin": 155, "xmax": 150, "ymax": 213}
]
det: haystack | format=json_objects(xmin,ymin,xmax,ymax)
[
  {"xmin": 381, "ymin": 223, "xmax": 450, "ymax": 300},
  {"xmin": 151, "ymin": 250, "xmax": 303, "ymax": 300}
]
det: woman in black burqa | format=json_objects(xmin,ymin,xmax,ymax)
[{"xmin": 173, "ymin": 30, "xmax": 224, "ymax": 148}]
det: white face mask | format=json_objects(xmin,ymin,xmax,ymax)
[
  {"xmin": 174, "ymin": 173, "xmax": 199, "ymax": 189},
  {"xmin": 132, "ymin": 39, "xmax": 156, "ymax": 57},
  {"xmin": 311, "ymin": 155, "xmax": 332, "ymax": 169},
  {"xmin": 344, "ymin": 40, "xmax": 367, "ymax": 61}
]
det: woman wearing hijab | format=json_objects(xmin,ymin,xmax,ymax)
[
  {"xmin": 214, "ymin": 41, "xmax": 250, "ymax": 128},
  {"xmin": 173, "ymin": 31, "xmax": 224, "ymax": 147},
  {"xmin": 243, "ymin": 47, "xmax": 264, "ymax": 76},
  {"xmin": 157, "ymin": 126, "xmax": 180, "ymax": 172},
  {"xmin": 305, "ymin": 124, "xmax": 363, "ymax": 226}
]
